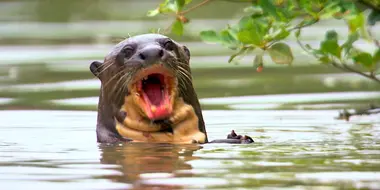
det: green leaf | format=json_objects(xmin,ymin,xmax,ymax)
[
  {"xmin": 299, "ymin": 0, "xmax": 317, "ymax": 17},
  {"xmin": 238, "ymin": 16, "xmax": 270, "ymax": 37},
  {"xmin": 166, "ymin": 0, "xmax": 178, "ymax": 12},
  {"xmin": 320, "ymin": 40, "xmax": 341, "ymax": 58},
  {"xmin": 243, "ymin": 6, "xmax": 263, "ymax": 16},
  {"xmin": 237, "ymin": 29, "xmax": 262, "ymax": 46},
  {"xmin": 368, "ymin": 10, "xmax": 380, "ymax": 26},
  {"xmin": 305, "ymin": 44, "xmax": 312, "ymax": 50},
  {"xmin": 269, "ymin": 25, "xmax": 290, "ymax": 41},
  {"xmin": 253, "ymin": 53, "xmax": 263, "ymax": 66},
  {"xmin": 200, "ymin": 30, "xmax": 220, "ymax": 43},
  {"xmin": 171, "ymin": 20, "xmax": 184, "ymax": 36},
  {"xmin": 347, "ymin": 47, "xmax": 362, "ymax": 59},
  {"xmin": 305, "ymin": 44, "xmax": 325, "ymax": 57},
  {"xmin": 226, "ymin": 25, "xmax": 239, "ymax": 40},
  {"xmin": 147, "ymin": 8, "xmax": 160, "ymax": 17},
  {"xmin": 236, "ymin": 16, "xmax": 269, "ymax": 47},
  {"xmin": 319, "ymin": 56, "xmax": 330, "ymax": 64},
  {"xmin": 151, "ymin": 0, "xmax": 178, "ymax": 14},
  {"xmin": 295, "ymin": 29, "xmax": 301, "ymax": 38},
  {"xmin": 267, "ymin": 42, "xmax": 294, "ymax": 65},
  {"xmin": 176, "ymin": 0, "xmax": 186, "ymax": 11},
  {"xmin": 238, "ymin": 16, "xmax": 253, "ymax": 30},
  {"xmin": 325, "ymin": 30, "xmax": 338, "ymax": 42},
  {"xmin": 228, "ymin": 47, "xmax": 249, "ymax": 63},
  {"xmin": 258, "ymin": 0, "xmax": 286, "ymax": 21},
  {"xmin": 347, "ymin": 12, "xmax": 365, "ymax": 33},
  {"xmin": 339, "ymin": 1, "xmax": 358, "ymax": 16},
  {"xmin": 220, "ymin": 29, "xmax": 239, "ymax": 50},
  {"xmin": 342, "ymin": 31, "xmax": 359, "ymax": 56},
  {"xmin": 156, "ymin": 0, "xmax": 190, "ymax": 13},
  {"xmin": 353, "ymin": 52, "xmax": 373, "ymax": 68},
  {"xmin": 320, "ymin": 30, "xmax": 341, "ymax": 58},
  {"xmin": 373, "ymin": 49, "xmax": 380, "ymax": 63},
  {"xmin": 319, "ymin": 1, "xmax": 341, "ymax": 19}
]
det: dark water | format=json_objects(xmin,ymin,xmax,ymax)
[{"xmin": 1, "ymin": 1, "xmax": 380, "ymax": 189}]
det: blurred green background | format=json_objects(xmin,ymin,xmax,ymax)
[{"xmin": 0, "ymin": 0, "xmax": 379, "ymax": 111}]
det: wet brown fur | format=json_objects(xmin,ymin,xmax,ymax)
[
  {"xmin": 90, "ymin": 34, "xmax": 253, "ymax": 144},
  {"xmin": 90, "ymin": 34, "xmax": 208, "ymax": 143}
]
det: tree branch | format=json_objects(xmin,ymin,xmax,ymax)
[
  {"xmin": 367, "ymin": 27, "xmax": 380, "ymax": 48},
  {"xmin": 289, "ymin": 19, "xmax": 319, "ymax": 32},
  {"xmin": 329, "ymin": 61, "xmax": 380, "ymax": 84},
  {"xmin": 338, "ymin": 105, "xmax": 380, "ymax": 121},
  {"xmin": 357, "ymin": 0, "xmax": 380, "ymax": 12},
  {"xmin": 180, "ymin": 0, "xmax": 213, "ymax": 15}
]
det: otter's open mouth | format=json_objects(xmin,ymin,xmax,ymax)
[{"xmin": 132, "ymin": 66, "xmax": 176, "ymax": 120}]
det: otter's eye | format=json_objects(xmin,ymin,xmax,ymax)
[
  {"xmin": 163, "ymin": 40, "xmax": 175, "ymax": 51},
  {"xmin": 123, "ymin": 47, "xmax": 135, "ymax": 58}
]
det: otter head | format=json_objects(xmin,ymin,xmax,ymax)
[{"xmin": 90, "ymin": 34, "xmax": 191, "ymax": 121}]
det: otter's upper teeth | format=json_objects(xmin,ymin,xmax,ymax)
[
  {"xmin": 135, "ymin": 92, "xmax": 140, "ymax": 96},
  {"xmin": 143, "ymin": 76, "xmax": 148, "ymax": 80}
]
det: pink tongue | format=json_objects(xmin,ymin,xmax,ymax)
[{"xmin": 144, "ymin": 83, "xmax": 162, "ymax": 106}]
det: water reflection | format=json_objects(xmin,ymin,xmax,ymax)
[{"xmin": 99, "ymin": 143, "xmax": 202, "ymax": 189}]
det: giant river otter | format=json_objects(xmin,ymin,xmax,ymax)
[{"xmin": 90, "ymin": 33, "xmax": 253, "ymax": 144}]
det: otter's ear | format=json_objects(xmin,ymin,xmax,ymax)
[
  {"xmin": 183, "ymin": 45, "xmax": 190, "ymax": 61},
  {"xmin": 90, "ymin": 61, "xmax": 103, "ymax": 78}
]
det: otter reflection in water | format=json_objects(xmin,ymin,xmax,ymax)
[{"xmin": 99, "ymin": 143, "xmax": 202, "ymax": 189}]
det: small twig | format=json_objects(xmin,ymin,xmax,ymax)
[
  {"xmin": 180, "ymin": 0, "xmax": 213, "ymax": 15},
  {"xmin": 337, "ymin": 105, "xmax": 380, "ymax": 121},
  {"xmin": 341, "ymin": 63, "xmax": 380, "ymax": 83},
  {"xmin": 367, "ymin": 27, "xmax": 380, "ymax": 48},
  {"xmin": 329, "ymin": 61, "xmax": 380, "ymax": 84},
  {"xmin": 358, "ymin": 0, "xmax": 380, "ymax": 12},
  {"xmin": 289, "ymin": 19, "xmax": 319, "ymax": 32},
  {"xmin": 296, "ymin": 37, "xmax": 321, "ymax": 60}
]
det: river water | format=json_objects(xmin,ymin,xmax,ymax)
[
  {"xmin": 1, "ymin": 109, "xmax": 380, "ymax": 190},
  {"xmin": 1, "ymin": 1, "xmax": 380, "ymax": 189}
]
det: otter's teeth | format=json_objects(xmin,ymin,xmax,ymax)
[
  {"xmin": 135, "ymin": 92, "xmax": 140, "ymax": 96},
  {"xmin": 143, "ymin": 76, "xmax": 148, "ymax": 80},
  {"xmin": 151, "ymin": 106, "xmax": 157, "ymax": 112}
]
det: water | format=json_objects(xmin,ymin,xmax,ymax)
[
  {"xmin": 1, "ymin": 110, "xmax": 379, "ymax": 189},
  {"xmin": 1, "ymin": 0, "xmax": 380, "ymax": 189}
]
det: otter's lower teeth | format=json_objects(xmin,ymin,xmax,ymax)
[
  {"xmin": 135, "ymin": 93, "xmax": 140, "ymax": 96},
  {"xmin": 151, "ymin": 106, "xmax": 157, "ymax": 112}
]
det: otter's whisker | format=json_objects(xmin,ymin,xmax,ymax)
[
  {"xmin": 111, "ymin": 67, "xmax": 138, "ymax": 101},
  {"xmin": 110, "ymin": 69, "xmax": 132, "ymax": 100},
  {"xmin": 178, "ymin": 66, "xmax": 192, "ymax": 84},
  {"xmin": 103, "ymin": 69, "xmax": 124, "ymax": 89},
  {"xmin": 97, "ymin": 59, "xmax": 116, "ymax": 76}
]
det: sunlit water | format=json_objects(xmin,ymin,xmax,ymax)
[{"xmin": 1, "ymin": 109, "xmax": 379, "ymax": 190}]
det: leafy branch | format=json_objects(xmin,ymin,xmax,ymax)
[{"xmin": 147, "ymin": 0, "xmax": 380, "ymax": 84}]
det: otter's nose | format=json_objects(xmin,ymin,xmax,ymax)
[{"xmin": 138, "ymin": 47, "xmax": 164, "ymax": 62}]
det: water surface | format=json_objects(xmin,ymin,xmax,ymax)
[{"xmin": 1, "ymin": 110, "xmax": 379, "ymax": 189}]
